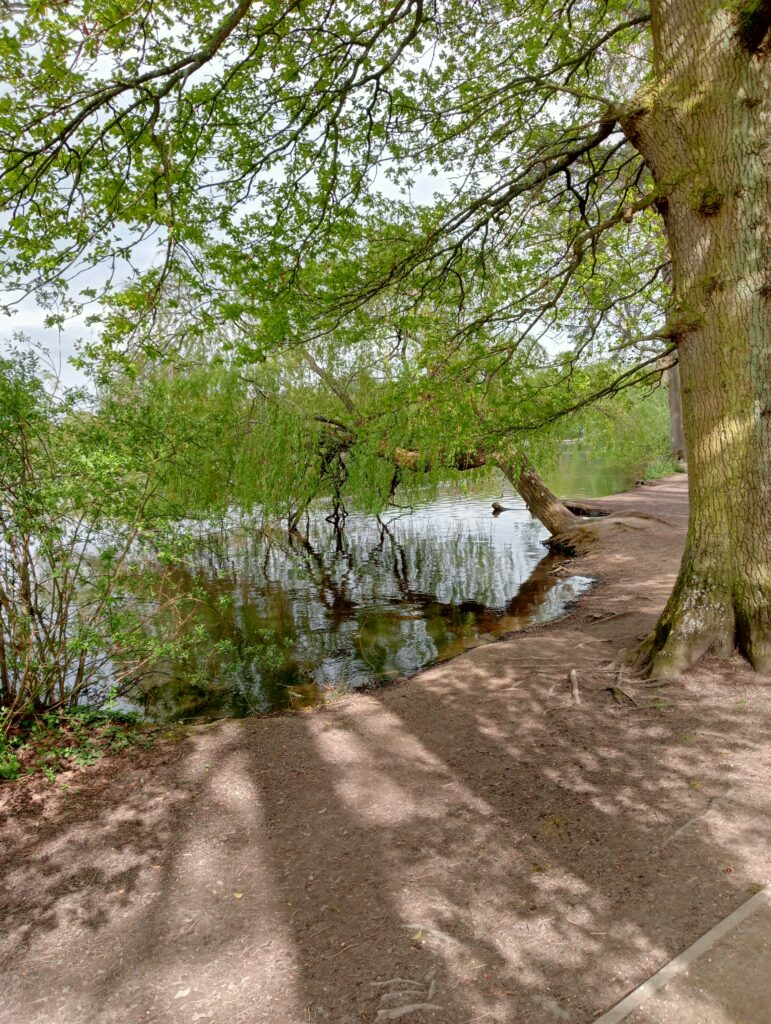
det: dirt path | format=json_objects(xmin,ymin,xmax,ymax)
[{"xmin": 2, "ymin": 475, "xmax": 770, "ymax": 1024}]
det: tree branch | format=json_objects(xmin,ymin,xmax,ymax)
[
  {"xmin": 300, "ymin": 348, "xmax": 357, "ymax": 415},
  {"xmin": 572, "ymin": 192, "xmax": 659, "ymax": 259}
]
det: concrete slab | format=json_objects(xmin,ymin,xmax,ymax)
[{"xmin": 595, "ymin": 885, "xmax": 771, "ymax": 1024}]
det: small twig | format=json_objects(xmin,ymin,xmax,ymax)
[
  {"xmin": 659, "ymin": 787, "xmax": 735, "ymax": 849},
  {"xmin": 566, "ymin": 919, "xmax": 608, "ymax": 935},
  {"xmin": 569, "ymin": 668, "xmax": 581, "ymax": 705},
  {"xmin": 328, "ymin": 917, "xmax": 387, "ymax": 959},
  {"xmin": 371, "ymin": 979, "xmax": 423, "ymax": 988}
]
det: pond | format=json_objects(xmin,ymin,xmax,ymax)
[{"xmin": 133, "ymin": 455, "xmax": 636, "ymax": 722}]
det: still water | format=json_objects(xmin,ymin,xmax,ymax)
[{"xmin": 135, "ymin": 457, "xmax": 633, "ymax": 722}]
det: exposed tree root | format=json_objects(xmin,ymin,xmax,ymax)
[
  {"xmin": 569, "ymin": 669, "xmax": 581, "ymax": 704},
  {"xmin": 545, "ymin": 512, "xmax": 673, "ymax": 555}
]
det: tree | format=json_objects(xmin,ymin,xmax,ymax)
[
  {"xmin": 620, "ymin": 2, "xmax": 771, "ymax": 675},
  {"xmin": 0, "ymin": 0, "xmax": 768, "ymax": 676},
  {"xmin": 0, "ymin": 348, "xmax": 229, "ymax": 717}
]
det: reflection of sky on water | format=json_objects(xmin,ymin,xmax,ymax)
[{"xmin": 138, "ymin": 479, "xmax": 593, "ymax": 722}]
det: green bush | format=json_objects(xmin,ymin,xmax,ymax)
[{"xmin": 0, "ymin": 348, "xmax": 222, "ymax": 725}]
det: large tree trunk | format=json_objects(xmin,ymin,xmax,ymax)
[{"xmin": 623, "ymin": 0, "xmax": 771, "ymax": 676}]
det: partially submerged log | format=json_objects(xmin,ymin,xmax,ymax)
[
  {"xmin": 491, "ymin": 500, "xmax": 512, "ymax": 515},
  {"xmin": 494, "ymin": 497, "xmax": 611, "ymax": 518}
]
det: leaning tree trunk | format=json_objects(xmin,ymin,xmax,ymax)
[
  {"xmin": 393, "ymin": 443, "xmax": 581, "ymax": 538},
  {"xmin": 494, "ymin": 454, "xmax": 579, "ymax": 536},
  {"xmin": 623, "ymin": 0, "xmax": 770, "ymax": 676}
]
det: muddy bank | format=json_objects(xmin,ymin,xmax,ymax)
[{"xmin": 1, "ymin": 475, "xmax": 770, "ymax": 1024}]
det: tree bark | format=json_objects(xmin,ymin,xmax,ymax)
[
  {"xmin": 623, "ymin": 0, "xmax": 771, "ymax": 676},
  {"xmin": 667, "ymin": 363, "xmax": 687, "ymax": 462}
]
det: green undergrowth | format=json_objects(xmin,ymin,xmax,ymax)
[
  {"xmin": 641, "ymin": 453, "xmax": 683, "ymax": 480},
  {"xmin": 0, "ymin": 705, "xmax": 156, "ymax": 783}
]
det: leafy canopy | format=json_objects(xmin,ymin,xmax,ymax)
[{"xmin": 1, "ymin": 1, "xmax": 668, "ymax": 370}]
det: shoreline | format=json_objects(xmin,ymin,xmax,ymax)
[{"xmin": 247, "ymin": 473, "xmax": 681, "ymax": 722}]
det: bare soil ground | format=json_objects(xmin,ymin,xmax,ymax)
[{"xmin": 1, "ymin": 475, "xmax": 770, "ymax": 1024}]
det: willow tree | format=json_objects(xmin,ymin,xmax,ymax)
[{"xmin": 1, "ymin": 0, "xmax": 769, "ymax": 676}]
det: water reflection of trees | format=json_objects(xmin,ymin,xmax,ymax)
[{"xmin": 136, "ymin": 496, "xmax": 591, "ymax": 721}]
